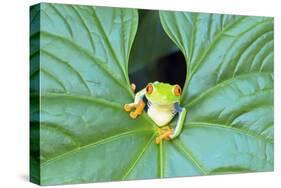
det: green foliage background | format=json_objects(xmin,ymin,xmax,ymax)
[{"xmin": 30, "ymin": 3, "xmax": 274, "ymax": 185}]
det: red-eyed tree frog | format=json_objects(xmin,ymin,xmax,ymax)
[{"xmin": 124, "ymin": 81, "xmax": 187, "ymax": 144}]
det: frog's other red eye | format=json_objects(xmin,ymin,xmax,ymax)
[
  {"xmin": 146, "ymin": 83, "xmax": 153, "ymax": 94},
  {"xmin": 174, "ymin": 85, "xmax": 182, "ymax": 96}
]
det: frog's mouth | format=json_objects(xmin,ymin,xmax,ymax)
[{"xmin": 147, "ymin": 99, "xmax": 176, "ymax": 108}]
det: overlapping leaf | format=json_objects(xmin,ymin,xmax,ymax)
[
  {"xmin": 160, "ymin": 11, "xmax": 273, "ymax": 175},
  {"xmin": 30, "ymin": 3, "xmax": 158, "ymax": 185}
]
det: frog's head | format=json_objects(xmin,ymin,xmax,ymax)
[{"xmin": 145, "ymin": 82, "xmax": 182, "ymax": 106}]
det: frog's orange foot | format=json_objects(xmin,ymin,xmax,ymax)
[
  {"xmin": 155, "ymin": 128, "xmax": 173, "ymax": 144},
  {"xmin": 124, "ymin": 100, "xmax": 145, "ymax": 119}
]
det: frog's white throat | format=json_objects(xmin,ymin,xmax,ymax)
[{"xmin": 147, "ymin": 101, "xmax": 176, "ymax": 127}]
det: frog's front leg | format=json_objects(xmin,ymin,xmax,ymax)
[
  {"xmin": 169, "ymin": 103, "xmax": 187, "ymax": 139},
  {"xmin": 155, "ymin": 104, "xmax": 186, "ymax": 144},
  {"xmin": 124, "ymin": 87, "xmax": 146, "ymax": 119}
]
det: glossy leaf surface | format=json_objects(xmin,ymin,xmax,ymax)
[
  {"xmin": 159, "ymin": 11, "xmax": 273, "ymax": 175},
  {"xmin": 31, "ymin": 3, "xmax": 158, "ymax": 185},
  {"xmin": 30, "ymin": 4, "xmax": 274, "ymax": 185}
]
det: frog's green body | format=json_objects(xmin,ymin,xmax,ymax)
[{"xmin": 124, "ymin": 82, "xmax": 187, "ymax": 144}]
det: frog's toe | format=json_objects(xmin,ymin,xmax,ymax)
[
  {"xmin": 167, "ymin": 128, "xmax": 174, "ymax": 139},
  {"xmin": 124, "ymin": 104, "xmax": 132, "ymax": 112},
  {"xmin": 164, "ymin": 136, "xmax": 170, "ymax": 141},
  {"xmin": 164, "ymin": 133, "xmax": 172, "ymax": 140},
  {"xmin": 134, "ymin": 100, "xmax": 145, "ymax": 115},
  {"xmin": 155, "ymin": 136, "xmax": 161, "ymax": 144},
  {"xmin": 129, "ymin": 111, "xmax": 138, "ymax": 119}
]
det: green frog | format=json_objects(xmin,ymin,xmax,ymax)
[{"xmin": 124, "ymin": 81, "xmax": 187, "ymax": 144}]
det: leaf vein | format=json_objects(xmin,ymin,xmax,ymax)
[
  {"xmin": 49, "ymin": 4, "xmax": 74, "ymax": 38},
  {"xmin": 41, "ymin": 129, "xmax": 153, "ymax": 167},
  {"xmin": 121, "ymin": 134, "xmax": 155, "ymax": 180},
  {"xmin": 186, "ymin": 72, "xmax": 272, "ymax": 107},
  {"xmin": 70, "ymin": 6, "xmax": 96, "ymax": 52},
  {"xmin": 41, "ymin": 68, "xmax": 67, "ymax": 92},
  {"xmin": 187, "ymin": 122, "xmax": 273, "ymax": 143},
  {"xmin": 91, "ymin": 8, "xmax": 129, "ymax": 84},
  {"xmin": 172, "ymin": 139, "xmax": 209, "ymax": 175},
  {"xmin": 232, "ymin": 30, "xmax": 273, "ymax": 77},
  {"xmin": 41, "ymin": 49, "xmax": 92, "ymax": 95},
  {"xmin": 36, "ymin": 31, "xmax": 133, "ymax": 97},
  {"xmin": 182, "ymin": 17, "xmax": 246, "ymax": 98}
]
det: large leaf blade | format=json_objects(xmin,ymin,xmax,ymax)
[
  {"xmin": 160, "ymin": 12, "xmax": 273, "ymax": 104},
  {"xmin": 160, "ymin": 11, "xmax": 273, "ymax": 175},
  {"xmin": 30, "ymin": 3, "xmax": 158, "ymax": 185},
  {"xmin": 30, "ymin": 4, "xmax": 274, "ymax": 185}
]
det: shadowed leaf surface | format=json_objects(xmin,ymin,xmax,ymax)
[{"xmin": 129, "ymin": 10, "xmax": 178, "ymax": 73}]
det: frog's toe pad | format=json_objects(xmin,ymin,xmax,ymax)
[
  {"xmin": 129, "ymin": 111, "xmax": 138, "ymax": 119},
  {"xmin": 164, "ymin": 136, "xmax": 170, "ymax": 141},
  {"xmin": 124, "ymin": 104, "xmax": 132, "ymax": 112},
  {"xmin": 155, "ymin": 137, "xmax": 161, "ymax": 144},
  {"xmin": 155, "ymin": 129, "xmax": 173, "ymax": 144},
  {"xmin": 134, "ymin": 100, "xmax": 145, "ymax": 115}
]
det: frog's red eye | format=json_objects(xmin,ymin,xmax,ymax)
[
  {"xmin": 174, "ymin": 85, "xmax": 182, "ymax": 96},
  {"xmin": 146, "ymin": 83, "xmax": 153, "ymax": 94}
]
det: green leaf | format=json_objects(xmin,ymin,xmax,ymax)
[
  {"xmin": 129, "ymin": 10, "xmax": 178, "ymax": 73},
  {"xmin": 30, "ymin": 3, "xmax": 273, "ymax": 185},
  {"xmin": 159, "ymin": 11, "xmax": 273, "ymax": 174},
  {"xmin": 30, "ymin": 3, "xmax": 158, "ymax": 185}
]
